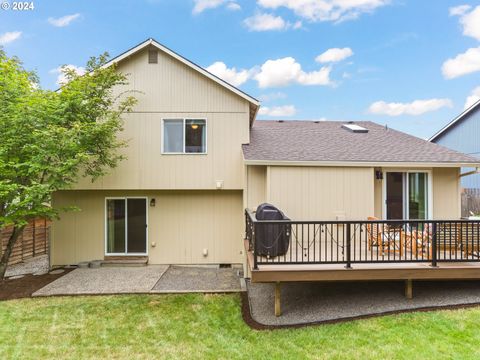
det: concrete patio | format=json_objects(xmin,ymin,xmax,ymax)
[
  {"xmin": 32, "ymin": 265, "xmax": 243, "ymax": 296},
  {"xmin": 152, "ymin": 265, "xmax": 243, "ymax": 293},
  {"xmin": 33, "ymin": 266, "xmax": 169, "ymax": 296}
]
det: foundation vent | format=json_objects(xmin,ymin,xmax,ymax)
[{"xmin": 148, "ymin": 49, "xmax": 158, "ymax": 64}]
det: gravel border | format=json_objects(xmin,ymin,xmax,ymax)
[
  {"xmin": 246, "ymin": 280, "xmax": 480, "ymax": 327},
  {"xmin": 5, "ymin": 255, "xmax": 49, "ymax": 278}
]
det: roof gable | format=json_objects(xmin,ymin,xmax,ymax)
[
  {"xmin": 429, "ymin": 99, "xmax": 480, "ymax": 142},
  {"xmin": 102, "ymin": 38, "xmax": 259, "ymax": 123}
]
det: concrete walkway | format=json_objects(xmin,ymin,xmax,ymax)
[
  {"xmin": 247, "ymin": 280, "xmax": 480, "ymax": 326},
  {"xmin": 33, "ymin": 266, "xmax": 168, "ymax": 296}
]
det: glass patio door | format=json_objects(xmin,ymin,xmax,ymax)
[
  {"xmin": 106, "ymin": 198, "xmax": 147, "ymax": 255},
  {"xmin": 385, "ymin": 172, "xmax": 429, "ymax": 220},
  {"xmin": 407, "ymin": 172, "xmax": 428, "ymax": 220},
  {"xmin": 386, "ymin": 172, "xmax": 404, "ymax": 219}
]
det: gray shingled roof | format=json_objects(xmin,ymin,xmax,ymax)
[{"xmin": 242, "ymin": 120, "xmax": 479, "ymax": 164}]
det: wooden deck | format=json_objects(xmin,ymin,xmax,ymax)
[
  {"xmin": 243, "ymin": 213, "xmax": 480, "ymax": 316},
  {"xmin": 245, "ymin": 240, "xmax": 480, "ymax": 283}
]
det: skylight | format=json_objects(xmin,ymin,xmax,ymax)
[{"xmin": 341, "ymin": 124, "xmax": 368, "ymax": 133}]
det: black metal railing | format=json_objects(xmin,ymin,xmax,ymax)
[{"xmin": 245, "ymin": 209, "xmax": 480, "ymax": 269}]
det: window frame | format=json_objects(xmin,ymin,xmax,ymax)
[{"xmin": 161, "ymin": 118, "xmax": 208, "ymax": 155}]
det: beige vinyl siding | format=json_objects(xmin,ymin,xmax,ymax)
[
  {"xmin": 373, "ymin": 176, "xmax": 383, "ymax": 218},
  {"xmin": 432, "ymin": 167, "xmax": 460, "ymax": 219},
  {"xmin": 74, "ymin": 47, "xmax": 250, "ymax": 191},
  {"xmin": 74, "ymin": 112, "xmax": 248, "ymax": 190},
  {"xmin": 266, "ymin": 166, "xmax": 375, "ymax": 221},
  {"xmin": 51, "ymin": 190, "xmax": 244, "ymax": 266},
  {"xmin": 245, "ymin": 165, "xmax": 267, "ymax": 210},
  {"xmin": 115, "ymin": 47, "xmax": 248, "ymax": 113},
  {"xmin": 245, "ymin": 165, "xmax": 462, "ymax": 221}
]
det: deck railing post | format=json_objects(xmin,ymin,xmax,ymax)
[
  {"xmin": 244, "ymin": 210, "xmax": 248, "ymax": 241},
  {"xmin": 431, "ymin": 222, "xmax": 438, "ymax": 267},
  {"xmin": 345, "ymin": 223, "xmax": 352, "ymax": 269},
  {"xmin": 253, "ymin": 222, "xmax": 258, "ymax": 270}
]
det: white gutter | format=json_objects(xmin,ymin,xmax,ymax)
[
  {"xmin": 243, "ymin": 159, "xmax": 480, "ymax": 168},
  {"xmin": 459, "ymin": 167, "xmax": 480, "ymax": 178}
]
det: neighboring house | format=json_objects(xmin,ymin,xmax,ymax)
[
  {"xmin": 51, "ymin": 39, "xmax": 480, "ymax": 281},
  {"xmin": 430, "ymin": 100, "xmax": 480, "ymax": 216}
]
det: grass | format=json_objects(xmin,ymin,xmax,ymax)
[{"xmin": 1, "ymin": 294, "xmax": 480, "ymax": 360}]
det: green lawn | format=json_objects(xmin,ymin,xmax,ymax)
[{"xmin": 0, "ymin": 294, "xmax": 479, "ymax": 359}]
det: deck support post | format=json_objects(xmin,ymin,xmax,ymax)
[
  {"xmin": 405, "ymin": 279, "xmax": 413, "ymax": 299},
  {"xmin": 275, "ymin": 282, "xmax": 281, "ymax": 317}
]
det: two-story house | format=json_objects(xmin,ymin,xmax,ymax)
[{"xmin": 51, "ymin": 39, "xmax": 480, "ymax": 272}]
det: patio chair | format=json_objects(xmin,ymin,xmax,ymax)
[
  {"xmin": 457, "ymin": 222, "xmax": 480, "ymax": 258},
  {"xmin": 366, "ymin": 216, "xmax": 403, "ymax": 256},
  {"xmin": 438, "ymin": 223, "xmax": 462, "ymax": 257},
  {"xmin": 404, "ymin": 223, "xmax": 463, "ymax": 260},
  {"xmin": 402, "ymin": 224, "xmax": 433, "ymax": 260}
]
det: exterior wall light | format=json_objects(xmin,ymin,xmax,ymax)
[{"xmin": 150, "ymin": 198, "xmax": 156, "ymax": 207}]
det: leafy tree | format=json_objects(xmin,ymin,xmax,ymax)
[{"xmin": 0, "ymin": 50, "xmax": 136, "ymax": 278}]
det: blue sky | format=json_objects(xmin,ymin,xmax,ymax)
[{"xmin": 1, "ymin": 0, "xmax": 480, "ymax": 139}]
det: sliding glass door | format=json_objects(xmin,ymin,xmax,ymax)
[
  {"xmin": 386, "ymin": 172, "xmax": 404, "ymax": 220},
  {"xmin": 385, "ymin": 172, "xmax": 429, "ymax": 220},
  {"xmin": 106, "ymin": 198, "xmax": 147, "ymax": 255},
  {"xmin": 408, "ymin": 172, "xmax": 428, "ymax": 220}
]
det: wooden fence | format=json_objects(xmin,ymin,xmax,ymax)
[
  {"xmin": 0, "ymin": 218, "xmax": 50, "ymax": 265},
  {"xmin": 461, "ymin": 188, "xmax": 480, "ymax": 217}
]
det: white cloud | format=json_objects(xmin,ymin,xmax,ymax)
[
  {"xmin": 254, "ymin": 57, "xmax": 332, "ymax": 88},
  {"xmin": 442, "ymin": 47, "xmax": 480, "ymax": 79},
  {"xmin": 315, "ymin": 47, "xmax": 353, "ymax": 63},
  {"xmin": 244, "ymin": 12, "xmax": 302, "ymax": 31},
  {"xmin": 244, "ymin": 13, "xmax": 288, "ymax": 31},
  {"xmin": 0, "ymin": 31, "xmax": 22, "ymax": 45},
  {"xmin": 193, "ymin": 0, "xmax": 242, "ymax": 13},
  {"xmin": 258, "ymin": 105, "xmax": 296, "ymax": 116},
  {"xmin": 459, "ymin": 5, "xmax": 480, "ymax": 41},
  {"xmin": 442, "ymin": 6, "xmax": 480, "ymax": 79},
  {"xmin": 256, "ymin": 0, "xmax": 390, "ymax": 23},
  {"xmin": 449, "ymin": 4, "xmax": 471, "ymax": 17},
  {"xmin": 464, "ymin": 86, "xmax": 480, "ymax": 109},
  {"xmin": 193, "ymin": 0, "xmax": 224, "ymax": 14},
  {"xmin": 368, "ymin": 98, "xmax": 453, "ymax": 116},
  {"xmin": 258, "ymin": 92, "xmax": 288, "ymax": 102},
  {"xmin": 206, "ymin": 61, "xmax": 250, "ymax": 86},
  {"xmin": 51, "ymin": 65, "xmax": 86, "ymax": 86},
  {"xmin": 48, "ymin": 13, "xmax": 81, "ymax": 27},
  {"xmin": 226, "ymin": 2, "xmax": 241, "ymax": 11}
]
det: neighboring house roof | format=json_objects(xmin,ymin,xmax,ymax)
[
  {"xmin": 102, "ymin": 38, "xmax": 260, "ymax": 123},
  {"xmin": 242, "ymin": 120, "xmax": 480, "ymax": 166},
  {"xmin": 429, "ymin": 99, "xmax": 480, "ymax": 142}
]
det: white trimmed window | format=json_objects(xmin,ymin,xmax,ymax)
[{"xmin": 162, "ymin": 119, "xmax": 206, "ymax": 154}]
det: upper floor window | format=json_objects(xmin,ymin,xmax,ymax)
[{"xmin": 162, "ymin": 119, "xmax": 206, "ymax": 154}]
